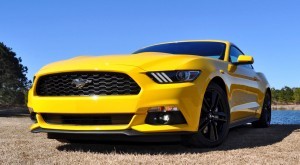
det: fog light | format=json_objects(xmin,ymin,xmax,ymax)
[
  {"xmin": 158, "ymin": 114, "xmax": 170, "ymax": 124},
  {"xmin": 145, "ymin": 106, "xmax": 186, "ymax": 125},
  {"xmin": 162, "ymin": 114, "xmax": 170, "ymax": 122}
]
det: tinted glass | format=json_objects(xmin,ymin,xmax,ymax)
[
  {"xmin": 230, "ymin": 46, "xmax": 253, "ymax": 69},
  {"xmin": 229, "ymin": 46, "xmax": 242, "ymax": 63},
  {"xmin": 133, "ymin": 42, "xmax": 226, "ymax": 59}
]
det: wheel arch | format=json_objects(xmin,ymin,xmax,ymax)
[
  {"xmin": 208, "ymin": 76, "xmax": 231, "ymax": 113},
  {"xmin": 266, "ymin": 87, "xmax": 271, "ymax": 97},
  {"xmin": 209, "ymin": 76, "xmax": 228, "ymax": 97},
  {"xmin": 266, "ymin": 87, "xmax": 272, "ymax": 102}
]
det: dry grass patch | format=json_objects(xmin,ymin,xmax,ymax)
[{"xmin": 0, "ymin": 116, "xmax": 299, "ymax": 164}]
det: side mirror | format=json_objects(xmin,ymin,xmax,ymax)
[{"xmin": 234, "ymin": 55, "xmax": 254, "ymax": 65}]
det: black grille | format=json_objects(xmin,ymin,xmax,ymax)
[
  {"xmin": 36, "ymin": 72, "xmax": 141, "ymax": 96},
  {"xmin": 42, "ymin": 114, "xmax": 133, "ymax": 125}
]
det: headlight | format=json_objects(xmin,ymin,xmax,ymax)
[{"xmin": 147, "ymin": 70, "xmax": 201, "ymax": 83}]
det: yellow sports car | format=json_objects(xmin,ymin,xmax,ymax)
[{"xmin": 28, "ymin": 40, "xmax": 271, "ymax": 147}]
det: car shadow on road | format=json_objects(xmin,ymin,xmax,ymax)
[
  {"xmin": 0, "ymin": 107, "xmax": 29, "ymax": 117},
  {"xmin": 56, "ymin": 124, "xmax": 300, "ymax": 154}
]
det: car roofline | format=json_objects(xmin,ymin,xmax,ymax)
[{"xmin": 137, "ymin": 40, "xmax": 232, "ymax": 51}]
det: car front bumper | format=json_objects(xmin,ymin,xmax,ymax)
[{"xmin": 28, "ymin": 66, "xmax": 206, "ymax": 134}]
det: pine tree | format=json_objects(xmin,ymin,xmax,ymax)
[
  {"xmin": 271, "ymin": 87, "xmax": 280, "ymax": 104},
  {"xmin": 278, "ymin": 86, "xmax": 294, "ymax": 104},
  {"xmin": 294, "ymin": 88, "xmax": 300, "ymax": 104},
  {"xmin": 0, "ymin": 42, "xmax": 31, "ymax": 106}
]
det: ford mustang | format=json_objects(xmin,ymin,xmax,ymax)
[{"xmin": 28, "ymin": 40, "xmax": 271, "ymax": 147}]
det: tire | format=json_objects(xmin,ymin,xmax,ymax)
[
  {"xmin": 252, "ymin": 93, "xmax": 271, "ymax": 128},
  {"xmin": 182, "ymin": 82, "xmax": 230, "ymax": 147}
]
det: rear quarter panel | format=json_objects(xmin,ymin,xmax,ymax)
[{"xmin": 255, "ymin": 72, "xmax": 270, "ymax": 118}]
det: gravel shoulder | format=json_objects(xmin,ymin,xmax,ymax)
[{"xmin": 0, "ymin": 110, "xmax": 299, "ymax": 164}]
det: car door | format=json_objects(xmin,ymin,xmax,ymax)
[{"xmin": 227, "ymin": 46, "xmax": 260, "ymax": 122}]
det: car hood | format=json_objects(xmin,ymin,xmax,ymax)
[{"xmin": 38, "ymin": 52, "xmax": 205, "ymax": 74}]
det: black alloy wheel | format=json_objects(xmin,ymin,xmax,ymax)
[
  {"xmin": 182, "ymin": 82, "xmax": 230, "ymax": 147},
  {"xmin": 199, "ymin": 85, "xmax": 229, "ymax": 142}
]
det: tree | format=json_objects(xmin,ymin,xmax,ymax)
[
  {"xmin": 278, "ymin": 86, "xmax": 294, "ymax": 104},
  {"xmin": 271, "ymin": 87, "xmax": 280, "ymax": 104},
  {"xmin": 0, "ymin": 42, "xmax": 31, "ymax": 106},
  {"xmin": 294, "ymin": 88, "xmax": 300, "ymax": 104}
]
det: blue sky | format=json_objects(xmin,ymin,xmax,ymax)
[{"xmin": 1, "ymin": 0, "xmax": 299, "ymax": 88}]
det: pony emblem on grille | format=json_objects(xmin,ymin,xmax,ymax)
[{"xmin": 71, "ymin": 78, "xmax": 92, "ymax": 89}]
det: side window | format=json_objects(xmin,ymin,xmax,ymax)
[
  {"xmin": 229, "ymin": 46, "xmax": 241, "ymax": 63},
  {"xmin": 229, "ymin": 46, "xmax": 253, "ymax": 69}
]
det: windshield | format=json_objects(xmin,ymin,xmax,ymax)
[{"xmin": 133, "ymin": 42, "xmax": 226, "ymax": 60}]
